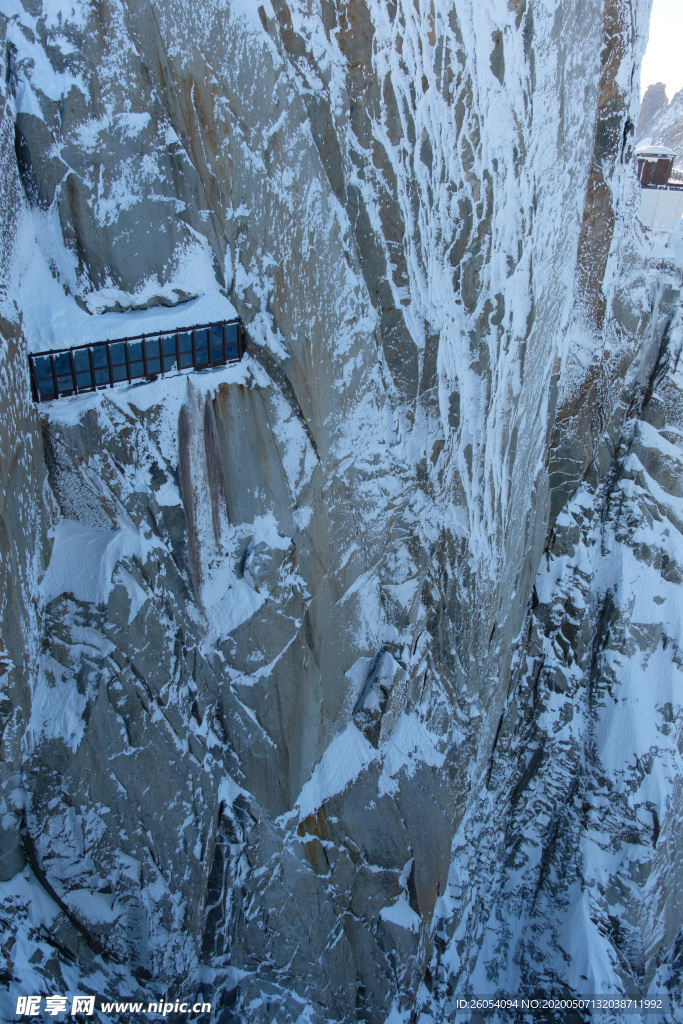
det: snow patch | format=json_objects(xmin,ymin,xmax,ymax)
[
  {"xmin": 379, "ymin": 714, "xmax": 446, "ymax": 795},
  {"xmin": 379, "ymin": 893, "xmax": 420, "ymax": 934},
  {"xmin": 27, "ymin": 663, "xmax": 87, "ymax": 753},
  {"xmin": 296, "ymin": 724, "xmax": 379, "ymax": 820},
  {"xmin": 40, "ymin": 520, "xmax": 162, "ymax": 612}
]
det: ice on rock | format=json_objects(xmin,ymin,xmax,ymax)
[{"xmin": 0, "ymin": 1, "xmax": 681, "ymax": 1022}]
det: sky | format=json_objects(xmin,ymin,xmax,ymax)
[{"xmin": 641, "ymin": 0, "xmax": 683, "ymax": 99}]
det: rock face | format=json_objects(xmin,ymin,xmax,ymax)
[
  {"xmin": 638, "ymin": 82, "xmax": 669, "ymax": 141},
  {"xmin": 637, "ymin": 83, "xmax": 683, "ymax": 166},
  {"xmin": 0, "ymin": 2, "xmax": 681, "ymax": 1023}
]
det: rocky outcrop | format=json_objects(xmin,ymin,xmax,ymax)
[
  {"xmin": 638, "ymin": 82, "xmax": 669, "ymax": 141},
  {"xmin": 637, "ymin": 84, "xmax": 683, "ymax": 166},
  {"xmin": 0, "ymin": 2, "xmax": 680, "ymax": 1023}
]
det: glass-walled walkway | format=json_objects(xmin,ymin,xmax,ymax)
[{"xmin": 30, "ymin": 319, "xmax": 244, "ymax": 403}]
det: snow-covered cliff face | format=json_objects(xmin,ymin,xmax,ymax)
[{"xmin": 1, "ymin": 1, "xmax": 681, "ymax": 1021}]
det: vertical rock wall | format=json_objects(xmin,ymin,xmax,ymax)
[
  {"xmin": 1, "ymin": 1, "xmax": 681, "ymax": 1022},
  {"xmin": 0, "ymin": 49, "xmax": 45, "ymax": 887}
]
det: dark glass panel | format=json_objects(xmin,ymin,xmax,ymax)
[
  {"xmin": 225, "ymin": 323, "xmax": 239, "ymax": 360},
  {"xmin": 91, "ymin": 345, "xmax": 108, "ymax": 368},
  {"xmin": 54, "ymin": 352, "xmax": 71, "ymax": 375},
  {"xmin": 76, "ymin": 371, "xmax": 93, "ymax": 388},
  {"xmin": 225, "ymin": 322, "xmax": 238, "ymax": 348},
  {"xmin": 33, "ymin": 355, "xmax": 52, "ymax": 382},
  {"xmin": 110, "ymin": 342, "xmax": 126, "ymax": 367},
  {"xmin": 144, "ymin": 338, "xmax": 161, "ymax": 373},
  {"xmin": 160, "ymin": 335, "xmax": 177, "ymax": 371},
  {"xmin": 57, "ymin": 374, "xmax": 74, "ymax": 393},
  {"xmin": 128, "ymin": 340, "xmax": 144, "ymax": 377},
  {"xmin": 112, "ymin": 364, "xmax": 128, "ymax": 382},
  {"xmin": 73, "ymin": 350, "xmax": 90, "ymax": 373},
  {"xmin": 194, "ymin": 329, "xmax": 209, "ymax": 365},
  {"xmin": 88, "ymin": 345, "xmax": 110, "ymax": 384},
  {"xmin": 37, "ymin": 377, "xmax": 55, "ymax": 399},
  {"xmin": 178, "ymin": 331, "xmax": 193, "ymax": 368},
  {"xmin": 210, "ymin": 325, "xmax": 223, "ymax": 363}
]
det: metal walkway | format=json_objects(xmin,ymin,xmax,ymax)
[{"xmin": 29, "ymin": 318, "xmax": 244, "ymax": 403}]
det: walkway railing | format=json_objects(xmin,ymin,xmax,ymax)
[
  {"xmin": 642, "ymin": 180, "xmax": 683, "ymax": 191},
  {"xmin": 29, "ymin": 318, "xmax": 244, "ymax": 403}
]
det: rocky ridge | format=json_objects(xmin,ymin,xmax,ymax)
[{"xmin": 637, "ymin": 83, "xmax": 683, "ymax": 167}]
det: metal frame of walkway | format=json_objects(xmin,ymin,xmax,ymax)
[{"xmin": 29, "ymin": 317, "xmax": 244, "ymax": 403}]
